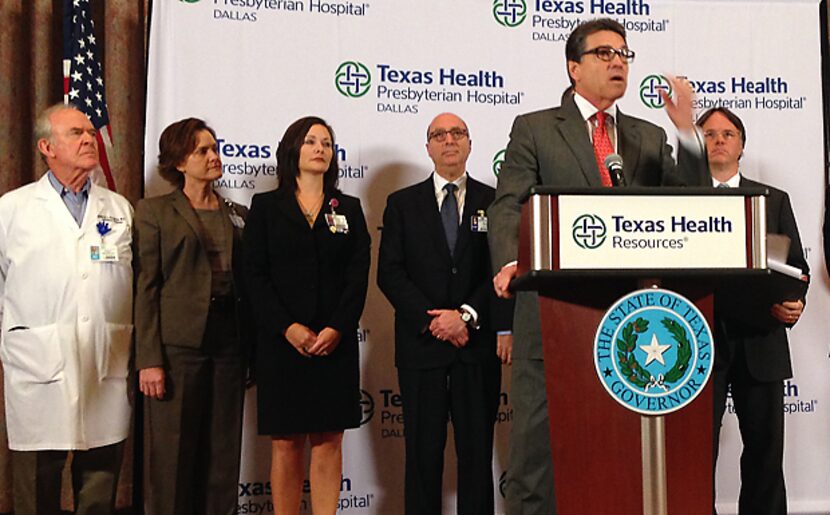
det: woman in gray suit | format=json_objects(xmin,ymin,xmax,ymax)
[{"xmin": 134, "ymin": 118, "xmax": 249, "ymax": 514}]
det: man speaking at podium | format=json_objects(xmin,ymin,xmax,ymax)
[
  {"xmin": 699, "ymin": 107, "xmax": 808, "ymax": 515},
  {"xmin": 487, "ymin": 18, "xmax": 709, "ymax": 515}
]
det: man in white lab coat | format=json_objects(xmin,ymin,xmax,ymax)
[{"xmin": 0, "ymin": 104, "xmax": 133, "ymax": 514}]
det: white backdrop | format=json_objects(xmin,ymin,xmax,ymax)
[{"xmin": 144, "ymin": 1, "xmax": 829, "ymax": 513}]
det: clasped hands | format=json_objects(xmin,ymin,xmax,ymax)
[
  {"xmin": 285, "ymin": 323, "xmax": 341, "ymax": 358},
  {"xmin": 427, "ymin": 309, "xmax": 469, "ymax": 348}
]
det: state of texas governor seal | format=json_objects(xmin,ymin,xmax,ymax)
[{"xmin": 594, "ymin": 288, "xmax": 713, "ymax": 416}]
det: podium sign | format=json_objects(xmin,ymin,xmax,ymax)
[{"xmin": 524, "ymin": 187, "xmax": 767, "ymax": 274}]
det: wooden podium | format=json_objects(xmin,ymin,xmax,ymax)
[{"xmin": 511, "ymin": 187, "xmax": 769, "ymax": 515}]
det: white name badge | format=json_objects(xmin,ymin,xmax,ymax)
[
  {"xmin": 325, "ymin": 213, "xmax": 350, "ymax": 234},
  {"xmin": 90, "ymin": 244, "xmax": 119, "ymax": 262},
  {"xmin": 471, "ymin": 211, "xmax": 488, "ymax": 232}
]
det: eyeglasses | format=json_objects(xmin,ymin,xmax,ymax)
[
  {"xmin": 428, "ymin": 128, "xmax": 469, "ymax": 142},
  {"xmin": 581, "ymin": 46, "xmax": 636, "ymax": 63},
  {"xmin": 703, "ymin": 130, "xmax": 740, "ymax": 141}
]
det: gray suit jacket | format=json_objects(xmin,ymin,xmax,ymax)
[
  {"xmin": 133, "ymin": 189, "xmax": 249, "ymax": 369},
  {"xmin": 488, "ymin": 95, "xmax": 709, "ymax": 359}
]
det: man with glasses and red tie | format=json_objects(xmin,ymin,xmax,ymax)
[
  {"xmin": 699, "ymin": 107, "xmax": 807, "ymax": 515},
  {"xmin": 487, "ymin": 18, "xmax": 709, "ymax": 515},
  {"xmin": 378, "ymin": 112, "xmax": 513, "ymax": 514}
]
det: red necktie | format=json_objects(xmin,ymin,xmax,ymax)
[{"xmin": 592, "ymin": 111, "xmax": 614, "ymax": 187}]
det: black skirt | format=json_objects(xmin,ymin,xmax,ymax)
[{"xmin": 255, "ymin": 328, "xmax": 360, "ymax": 435}]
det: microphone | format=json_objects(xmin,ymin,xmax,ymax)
[{"xmin": 604, "ymin": 153, "xmax": 625, "ymax": 187}]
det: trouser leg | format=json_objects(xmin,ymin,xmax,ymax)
[
  {"xmin": 202, "ymin": 337, "xmax": 245, "ymax": 515},
  {"xmin": 450, "ymin": 359, "xmax": 500, "ymax": 515},
  {"xmin": 11, "ymin": 449, "xmax": 67, "ymax": 515},
  {"xmin": 505, "ymin": 358, "xmax": 555, "ymax": 515},
  {"xmin": 398, "ymin": 367, "xmax": 450, "ymax": 515},
  {"xmin": 71, "ymin": 441, "xmax": 124, "ymax": 515},
  {"xmin": 144, "ymin": 346, "xmax": 210, "ymax": 515},
  {"xmin": 730, "ymin": 346, "xmax": 786, "ymax": 515}
]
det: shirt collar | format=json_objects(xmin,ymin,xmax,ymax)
[
  {"xmin": 46, "ymin": 170, "xmax": 91, "ymax": 197},
  {"xmin": 573, "ymin": 91, "xmax": 618, "ymax": 124},
  {"xmin": 432, "ymin": 171, "xmax": 467, "ymax": 195},
  {"xmin": 712, "ymin": 172, "xmax": 741, "ymax": 188}
]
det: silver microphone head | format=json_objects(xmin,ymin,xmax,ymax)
[
  {"xmin": 604, "ymin": 153, "xmax": 623, "ymax": 172},
  {"xmin": 604, "ymin": 153, "xmax": 624, "ymax": 186}
]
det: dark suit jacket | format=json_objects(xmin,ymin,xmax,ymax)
[
  {"xmin": 823, "ymin": 188, "xmax": 830, "ymax": 278},
  {"xmin": 378, "ymin": 175, "xmax": 512, "ymax": 369},
  {"xmin": 716, "ymin": 177, "xmax": 809, "ymax": 382},
  {"xmin": 242, "ymin": 188, "xmax": 370, "ymax": 343},
  {"xmin": 133, "ymin": 189, "xmax": 250, "ymax": 370},
  {"xmin": 488, "ymin": 95, "xmax": 709, "ymax": 359}
]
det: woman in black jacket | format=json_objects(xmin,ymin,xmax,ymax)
[{"xmin": 243, "ymin": 116, "xmax": 370, "ymax": 514}]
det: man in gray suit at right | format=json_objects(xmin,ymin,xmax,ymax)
[{"xmin": 487, "ymin": 18, "xmax": 709, "ymax": 515}]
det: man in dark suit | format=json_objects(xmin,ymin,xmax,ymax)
[
  {"xmin": 486, "ymin": 18, "xmax": 709, "ymax": 515},
  {"xmin": 378, "ymin": 112, "xmax": 512, "ymax": 514},
  {"xmin": 698, "ymin": 107, "xmax": 808, "ymax": 515}
]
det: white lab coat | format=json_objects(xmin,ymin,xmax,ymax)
[{"xmin": 0, "ymin": 174, "xmax": 133, "ymax": 450}]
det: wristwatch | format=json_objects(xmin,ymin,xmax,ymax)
[{"xmin": 459, "ymin": 309, "xmax": 473, "ymax": 326}]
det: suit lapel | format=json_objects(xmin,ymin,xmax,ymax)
[
  {"xmin": 317, "ymin": 192, "xmax": 337, "ymax": 231},
  {"xmin": 453, "ymin": 177, "xmax": 481, "ymax": 262},
  {"xmin": 557, "ymin": 97, "xmax": 603, "ymax": 186},
  {"xmin": 273, "ymin": 188, "xmax": 313, "ymax": 229},
  {"xmin": 170, "ymin": 189, "xmax": 211, "ymax": 251},
  {"xmin": 216, "ymin": 194, "xmax": 236, "ymax": 264},
  {"xmin": 617, "ymin": 110, "xmax": 642, "ymax": 185},
  {"xmin": 419, "ymin": 177, "xmax": 454, "ymax": 263}
]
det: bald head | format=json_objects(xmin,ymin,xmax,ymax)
[{"xmin": 425, "ymin": 113, "xmax": 471, "ymax": 182}]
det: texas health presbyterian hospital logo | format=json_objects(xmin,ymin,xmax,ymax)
[
  {"xmin": 640, "ymin": 74, "xmax": 672, "ymax": 109},
  {"xmin": 493, "ymin": 0, "xmax": 527, "ymax": 27},
  {"xmin": 335, "ymin": 61, "xmax": 372, "ymax": 98}
]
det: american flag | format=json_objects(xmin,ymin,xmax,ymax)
[{"xmin": 62, "ymin": 0, "xmax": 116, "ymax": 191}]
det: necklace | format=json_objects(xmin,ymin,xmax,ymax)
[{"xmin": 296, "ymin": 192, "xmax": 323, "ymax": 227}]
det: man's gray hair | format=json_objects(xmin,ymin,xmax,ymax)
[{"xmin": 33, "ymin": 103, "xmax": 84, "ymax": 144}]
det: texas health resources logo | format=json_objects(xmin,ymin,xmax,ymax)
[
  {"xmin": 572, "ymin": 214, "xmax": 607, "ymax": 249},
  {"xmin": 594, "ymin": 288, "xmax": 713, "ymax": 416}
]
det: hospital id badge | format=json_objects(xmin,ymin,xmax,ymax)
[
  {"xmin": 325, "ymin": 213, "xmax": 350, "ymax": 234},
  {"xmin": 90, "ymin": 244, "xmax": 118, "ymax": 262},
  {"xmin": 471, "ymin": 210, "xmax": 488, "ymax": 232}
]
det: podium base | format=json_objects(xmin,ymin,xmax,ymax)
[{"xmin": 538, "ymin": 279, "xmax": 713, "ymax": 514}]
